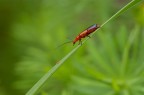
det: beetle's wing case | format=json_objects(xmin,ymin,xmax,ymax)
[{"xmin": 87, "ymin": 24, "xmax": 97, "ymax": 30}]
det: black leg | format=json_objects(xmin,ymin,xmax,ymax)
[
  {"xmin": 78, "ymin": 40, "xmax": 80, "ymax": 45},
  {"xmin": 87, "ymin": 35, "xmax": 91, "ymax": 38},
  {"xmin": 78, "ymin": 40, "xmax": 82, "ymax": 45},
  {"xmin": 80, "ymin": 40, "xmax": 82, "ymax": 45}
]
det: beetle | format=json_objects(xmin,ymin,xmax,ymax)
[{"xmin": 73, "ymin": 24, "xmax": 100, "ymax": 45}]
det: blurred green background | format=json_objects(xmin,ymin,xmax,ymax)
[{"xmin": 0, "ymin": 0, "xmax": 144, "ymax": 95}]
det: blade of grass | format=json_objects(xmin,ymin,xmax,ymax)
[
  {"xmin": 26, "ymin": 45, "xmax": 80, "ymax": 95},
  {"xmin": 26, "ymin": 0, "xmax": 143, "ymax": 94},
  {"xmin": 100, "ymin": 0, "xmax": 143, "ymax": 27},
  {"xmin": 87, "ymin": 41, "xmax": 116, "ymax": 76},
  {"xmin": 96, "ymin": 32, "xmax": 120, "ymax": 75},
  {"xmin": 120, "ymin": 25, "xmax": 139, "ymax": 77}
]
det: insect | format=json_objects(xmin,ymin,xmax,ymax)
[{"xmin": 73, "ymin": 24, "xmax": 100, "ymax": 45}]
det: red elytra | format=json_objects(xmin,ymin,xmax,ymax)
[{"xmin": 73, "ymin": 24, "xmax": 100, "ymax": 45}]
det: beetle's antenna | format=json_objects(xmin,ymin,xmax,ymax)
[{"xmin": 55, "ymin": 41, "xmax": 72, "ymax": 49}]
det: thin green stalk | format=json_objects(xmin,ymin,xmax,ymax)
[
  {"xmin": 26, "ymin": 0, "xmax": 143, "ymax": 94},
  {"xmin": 26, "ymin": 46, "xmax": 80, "ymax": 95},
  {"xmin": 101, "ymin": 0, "xmax": 142, "ymax": 27}
]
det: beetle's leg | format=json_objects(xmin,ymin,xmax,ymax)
[
  {"xmin": 78, "ymin": 39, "xmax": 82, "ymax": 45},
  {"xmin": 73, "ymin": 42, "xmax": 75, "ymax": 46},
  {"xmin": 87, "ymin": 35, "xmax": 91, "ymax": 38},
  {"xmin": 80, "ymin": 40, "xmax": 82, "ymax": 45}
]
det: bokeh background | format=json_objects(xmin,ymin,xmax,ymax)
[{"xmin": 0, "ymin": 0, "xmax": 144, "ymax": 95}]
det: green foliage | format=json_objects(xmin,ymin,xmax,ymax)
[
  {"xmin": 0, "ymin": 0, "xmax": 144, "ymax": 95},
  {"xmin": 26, "ymin": 0, "xmax": 144, "ymax": 95}
]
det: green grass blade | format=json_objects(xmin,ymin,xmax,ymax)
[
  {"xmin": 120, "ymin": 25, "xmax": 139, "ymax": 77},
  {"xmin": 26, "ymin": 0, "xmax": 142, "ymax": 94},
  {"xmin": 101, "ymin": 0, "xmax": 143, "ymax": 27},
  {"xmin": 26, "ymin": 45, "xmax": 80, "ymax": 95}
]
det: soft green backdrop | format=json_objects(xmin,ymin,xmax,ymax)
[{"xmin": 0, "ymin": 0, "xmax": 144, "ymax": 95}]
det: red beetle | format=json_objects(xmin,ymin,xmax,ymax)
[{"xmin": 73, "ymin": 24, "xmax": 100, "ymax": 45}]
